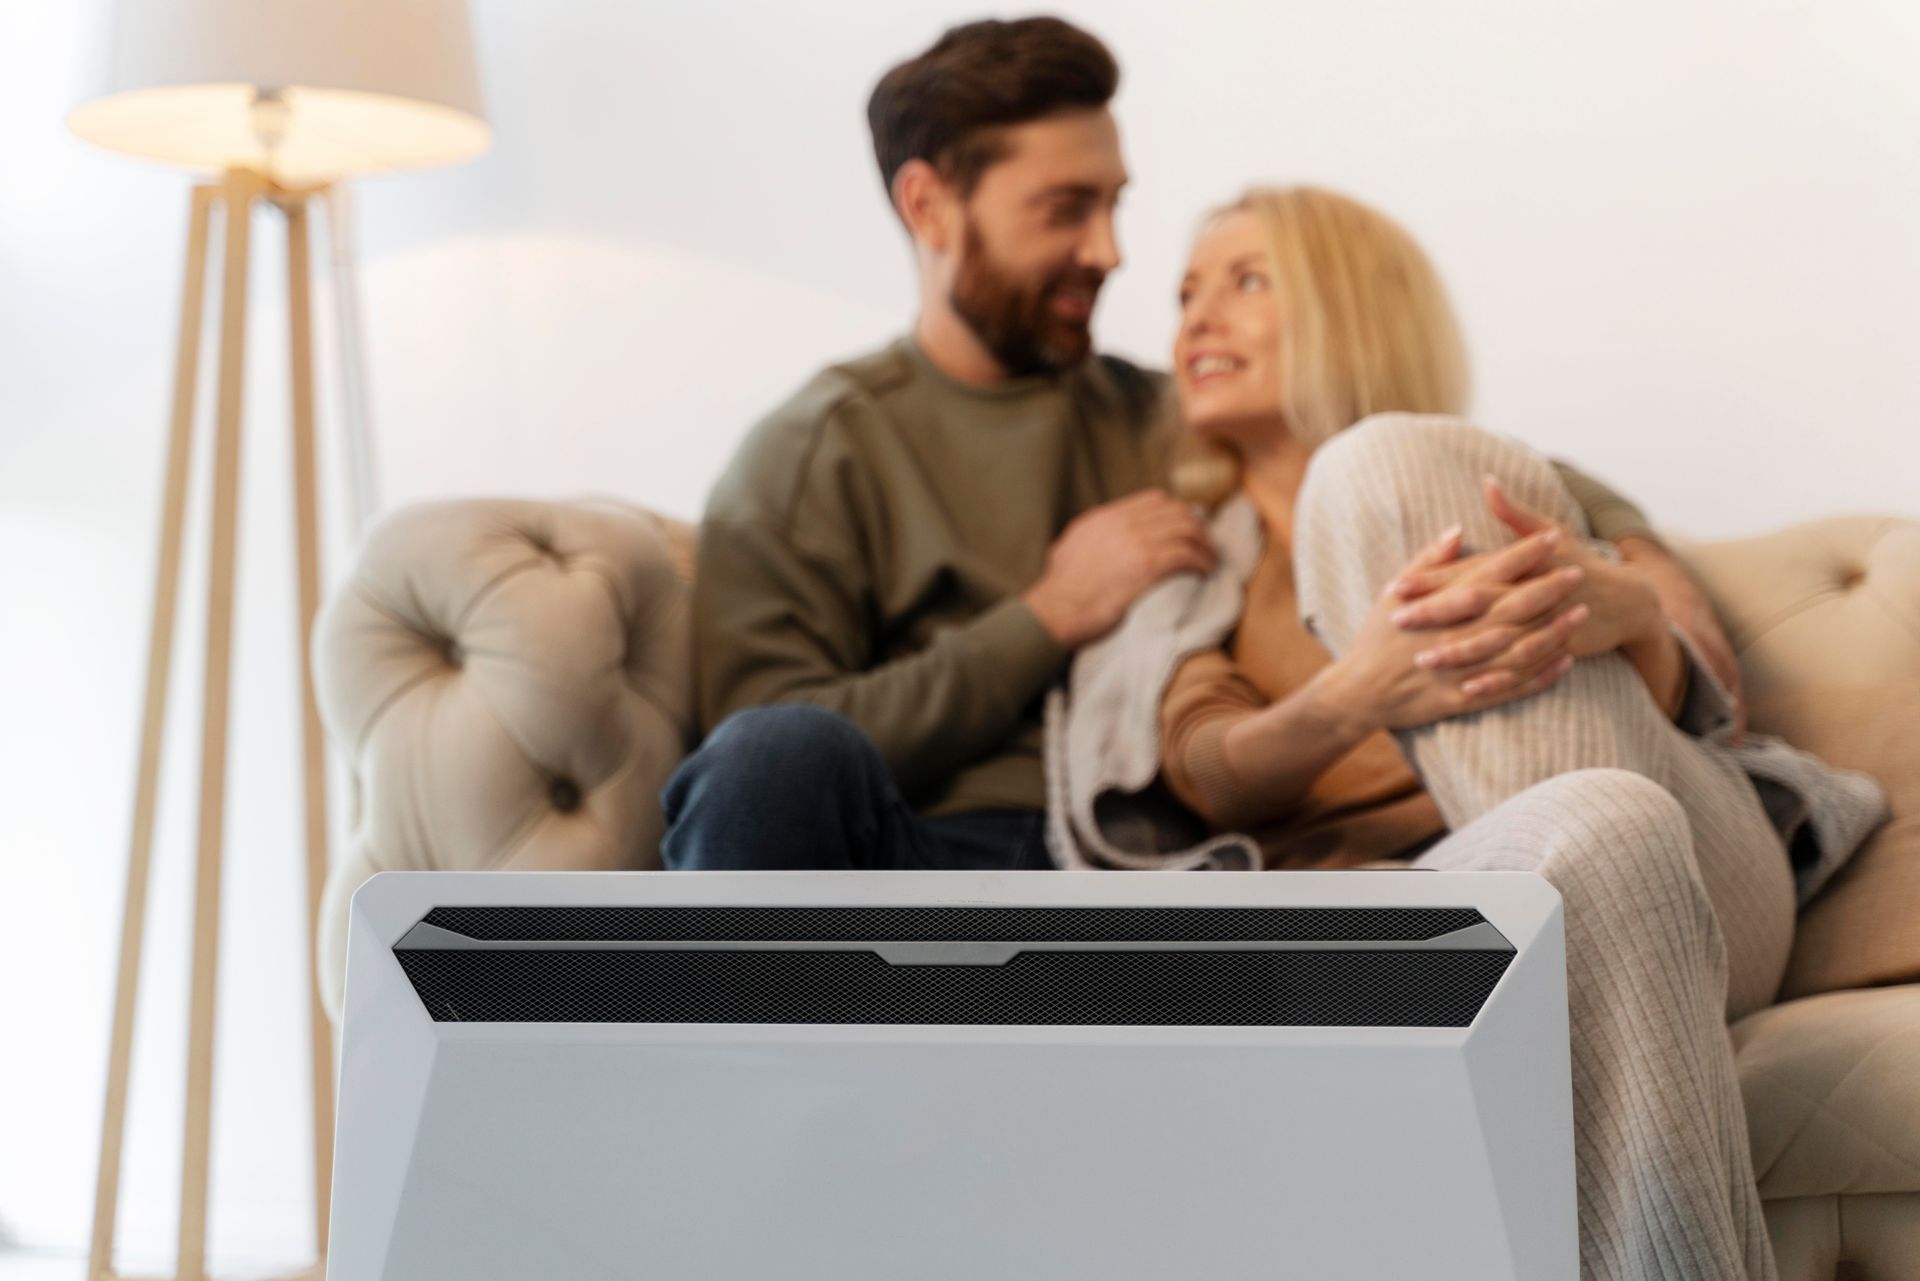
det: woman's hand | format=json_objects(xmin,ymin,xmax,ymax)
[
  {"xmin": 1318, "ymin": 525, "xmax": 1589, "ymax": 734},
  {"xmin": 1383, "ymin": 478, "xmax": 1695, "ymax": 718},
  {"xmin": 1387, "ymin": 478, "xmax": 1667, "ymax": 660}
]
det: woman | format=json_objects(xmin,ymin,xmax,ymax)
[{"xmin": 1158, "ymin": 187, "xmax": 1791, "ymax": 1280}]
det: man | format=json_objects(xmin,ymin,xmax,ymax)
[{"xmin": 658, "ymin": 16, "xmax": 1735, "ymax": 873}]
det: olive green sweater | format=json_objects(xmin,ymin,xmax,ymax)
[{"xmin": 694, "ymin": 335, "xmax": 1654, "ymax": 817}]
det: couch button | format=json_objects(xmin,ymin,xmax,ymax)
[{"xmin": 550, "ymin": 777, "xmax": 582, "ymax": 812}]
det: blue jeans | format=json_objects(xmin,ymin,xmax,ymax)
[{"xmin": 659, "ymin": 705, "xmax": 1055, "ymax": 871}]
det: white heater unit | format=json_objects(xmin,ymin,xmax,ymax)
[{"xmin": 329, "ymin": 869, "xmax": 1574, "ymax": 1280}]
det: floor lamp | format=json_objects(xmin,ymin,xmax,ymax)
[{"xmin": 66, "ymin": 3, "xmax": 489, "ymax": 1278}]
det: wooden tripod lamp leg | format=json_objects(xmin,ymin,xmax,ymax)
[
  {"xmin": 175, "ymin": 166, "xmax": 262, "ymax": 1281},
  {"xmin": 283, "ymin": 190, "xmax": 338, "ymax": 1265},
  {"xmin": 88, "ymin": 180, "xmax": 219, "ymax": 1281},
  {"xmin": 91, "ymin": 168, "xmax": 342, "ymax": 1281}
]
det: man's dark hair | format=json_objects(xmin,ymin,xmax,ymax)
[{"xmin": 867, "ymin": 16, "xmax": 1119, "ymax": 211}]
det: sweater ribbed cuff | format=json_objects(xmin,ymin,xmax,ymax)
[{"xmin": 1179, "ymin": 716, "xmax": 1254, "ymax": 828}]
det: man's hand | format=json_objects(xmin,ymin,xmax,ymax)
[
  {"xmin": 1389, "ymin": 478, "xmax": 1665, "ymax": 661},
  {"xmin": 1617, "ymin": 534, "xmax": 1747, "ymax": 741},
  {"xmin": 1022, "ymin": 489, "xmax": 1216, "ymax": 649},
  {"xmin": 1481, "ymin": 477, "xmax": 1738, "ymax": 732},
  {"xmin": 1386, "ymin": 477, "xmax": 1727, "ymax": 727}
]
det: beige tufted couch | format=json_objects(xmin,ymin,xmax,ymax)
[{"xmin": 313, "ymin": 501, "xmax": 1920, "ymax": 1280}]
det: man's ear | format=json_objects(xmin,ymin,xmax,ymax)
[{"xmin": 893, "ymin": 158, "xmax": 957, "ymax": 254}]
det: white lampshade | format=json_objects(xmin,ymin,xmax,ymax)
[{"xmin": 67, "ymin": 0, "xmax": 490, "ymax": 182}]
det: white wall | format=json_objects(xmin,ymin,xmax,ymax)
[{"xmin": 3, "ymin": 0, "xmax": 1917, "ymax": 1270}]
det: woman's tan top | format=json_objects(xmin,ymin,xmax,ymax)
[
  {"xmin": 1158, "ymin": 536, "xmax": 1447, "ymax": 869},
  {"xmin": 1157, "ymin": 462, "xmax": 1660, "ymax": 869}
]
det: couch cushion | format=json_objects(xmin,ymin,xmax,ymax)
[
  {"xmin": 1764, "ymin": 1193, "xmax": 1920, "ymax": 1281},
  {"xmin": 1677, "ymin": 517, "xmax": 1920, "ymax": 996},
  {"xmin": 1784, "ymin": 808, "xmax": 1920, "ymax": 999},
  {"xmin": 1732, "ymin": 985, "xmax": 1920, "ymax": 1200}
]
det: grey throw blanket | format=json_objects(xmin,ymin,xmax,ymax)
[{"xmin": 1042, "ymin": 496, "xmax": 1889, "ymax": 907}]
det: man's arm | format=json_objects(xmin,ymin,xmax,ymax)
[
  {"xmin": 693, "ymin": 514, "xmax": 1068, "ymax": 800},
  {"xmin": 693, "ymin": 393, "xmax": 1213, "ymax": 802},
  {"xmin": 1552, "ymin": 460, "xmax": 1658, "ymax": 544},
  {"xmin": 1552, "ymin": 462, "xmax": 1746, "ymax": 738}
]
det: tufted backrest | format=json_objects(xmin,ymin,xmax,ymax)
[
  {"xmin": 1673, "ymin": 516, "xmax": 1920, "ymax": 997},
  {"xmin": 312, "ymin": 497, "xmax": 695, "ymax": 1021}
]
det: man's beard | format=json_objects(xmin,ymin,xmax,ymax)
[{"xmin": 949, "ymin": 218, "xmax": 1103, "ymax": 377}]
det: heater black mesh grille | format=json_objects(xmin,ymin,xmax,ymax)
[
  {"xmin": 417, "ymin": 905, "xmax": 1487, "ymax": 944},
  {"xmin": 394, "ymin": 946, "xmax": 1512, "ymax": 1027}
]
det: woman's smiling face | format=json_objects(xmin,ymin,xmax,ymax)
[{"xmin": 1174, "ymin": 208, "xmax": 1286, "ymax": 443}]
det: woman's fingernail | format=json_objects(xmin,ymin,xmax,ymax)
[
  {"xmin": 1440, "ymin": 524, "xmax": 1462, "ymax": 543},
  {"xmin": 1414, "ymin": 650, "xmax": 1437, "ymax": 668},
  {"xmin": 1391, "ymin": 608, "xmax": 1414, "ymax": 626}
]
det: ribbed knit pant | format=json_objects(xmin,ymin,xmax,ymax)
[{"xmin": 1292, "ymin": 415, "xmax": 1795, "ymax": 1281}]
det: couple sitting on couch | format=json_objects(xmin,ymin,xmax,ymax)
[{"xmin": 656, "ymin": 16, "xmax": 1882, "ymax": 1281}]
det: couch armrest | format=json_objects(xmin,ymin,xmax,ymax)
[
  {"xmin": 1672, "ymin": 515, "xmax": 1920, "ymax": 998},
  {"xmin": 312, "ymin": 497, "xmax": 694, "ymax": 1022}
]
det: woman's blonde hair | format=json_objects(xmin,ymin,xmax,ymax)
[{"xmin": 1169, "ymin": 185, "xmax": 1471, "ymax": 504}]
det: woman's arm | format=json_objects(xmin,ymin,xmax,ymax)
[
  {"xmin": 1159, "ymin": 650, "xmax": 1376, "ymax": 831},
  {"xmin": 1161, "ymin": 527, "xmax": 1589, "ymax": 830},
  {"xmin": 1152, "ymin": 652, "xmax": 1382, "ymax": 833}
]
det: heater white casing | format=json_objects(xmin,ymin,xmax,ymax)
[{"xmin": 329, "ymin": 870, "xmax": 1573, "ymax": 1280}]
